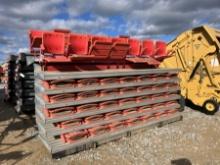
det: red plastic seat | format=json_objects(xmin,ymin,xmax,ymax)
[
  {"xmin": 109, "ymin": 37, "xmax": 129, "ymax": 59},
  {"xmin": 141, "ymin": 40, "xmax": 155, "ymax": 57},
  {"xmin": 128, "ymin": 39, "xmax": 141, "ymax": 56},
  {"xmin": 88, "ymin": 125, "xmax": 109, "ymax": 136},
  {"xmin": 59, "ymin": 118, "xmax": 82, "ymax": 129},
  {"xmin": 29, "ymin": 30, "xmax": 43, "ymax": 54},
  {"xmin": 49, "ymin": 79, "xmax": 76, "ymax": 89},
  {"xmin": 154, "ymin": 41, "xmax": 168, "ymax": 60},
  {"xmin": 29, "ymin": 28, "xmax": 169, "ymax": 65},
  {"xmin": 109, "ymin": 121, "xmax": 125, "ymax": 131},
  {"xmin": 45, "ymin": 107, "xmax": 75, "ymax": 118},
  {"xmin": 99, "ymin": 101, "xmax": 118, "ymax": 109},
  {"xmin": 88, "ymin": 35, "xmax": 112, "ymax": 59},
  {"xmin": 61, "ymin": 130, "xmax": 88, "ymax": 143},
  {"xmin": 69, "ymin": 34, "xmax": 90, "ymax": 55},
  {"xmin": 76, "ymin": 104, "xmax": 98, "ymax": 113},
  {"xmin": 41, "ymin": 32, "xmax": 66, "ymax": 55}
]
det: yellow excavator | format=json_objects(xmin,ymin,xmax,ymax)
[{"xmin": 160, "ymin": 25, "xmax": 220, "ymax": 114}]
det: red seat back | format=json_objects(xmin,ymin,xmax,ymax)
[
  {"xmin": 29, "ymin": 30, "xmax": 43, "ymax": 53},
  {"xmin": 89, "ymin": 35, "xmax": 112, "ymax": 59},
  {"xmin": 141, "ymin": 40, "xmax": 155, "ymax": 56},
  {"xmin": 109, "ymin": 37, "xmax": 129, "ymax": 59},
  {"xmin": 42, "ymin": 32, "xmax": 66, "ymax": 55},
  {"xmin": 69, "ymin": 34, "xmax": 90, "ymax": 55},
  {"xmin": 155, "ymin": 41, "xmax": 167, "ymax": 56},
  {"xmin": 129, "ymin": 39, "xmax": 141, "ymax": 56}
]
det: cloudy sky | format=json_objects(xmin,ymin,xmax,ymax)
[{"xmin": 0, "ymin": 0, "xmax": 220, "ymax": 62}]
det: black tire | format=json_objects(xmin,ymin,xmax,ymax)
[
  {"xmin": 178, "ymin": 95, "xmax": 185, "ymax": 112},
  {"xmin": 203, "ymin": 99, "xmax": 219, "ymax": 115}
]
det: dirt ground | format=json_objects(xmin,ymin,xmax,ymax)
[{"xmin": 1, "ymin": 84, "xmax": 220, "ymax": 165}]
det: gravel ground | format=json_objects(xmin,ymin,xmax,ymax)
[{"xmin": 1, "ymin": 83, "xmax": 220, "ymax": 165}]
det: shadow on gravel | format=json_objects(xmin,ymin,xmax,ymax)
[
  {"xmin": 171, "ymin": 158, "xmax": 192, "ymax": 165},
  {"xmin": 185, "ymin": 99, "xmax": 210, "ymax": 115},
  {"xmin": 0, "ymin": 85, "xmax": 37, "ymax": 156},
  {"xmin": 0, "ymin": 151, "xmax": 32, "ymax": 165}
]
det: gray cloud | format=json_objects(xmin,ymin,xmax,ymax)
[
  {"xmin": 123, "ymin": 0, "xmax": 220, "ymax": 37},
  {"xmin": 67, "ymin": 0, "xmax": 220, "ymax": 36},
  {"xmin": 1, "ymin": 0, "xmax": 220, "ymax": 63},
  {"xmin": 171, "ymin": 0, "xmax": 220, "ymax": 12},
  {"xmin": 0, "ymin": 36, "xmax": 12, "ymax": 45},
  {"xmin": 0, "ymin": 0, "xmax": 62, "ymax": 20}
]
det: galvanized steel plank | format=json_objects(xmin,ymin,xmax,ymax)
[
  {"xmin": 34, "ymin": 66, "xmax": 180, "ymax": 80},
  {"xmin": 37, "ymin": 104, "xmax": 180, "ymax": 137},
  {"xmin": 36, "ymin": 94, "xmax": 180, "ymax": 124},
  {"xmin": 38, "ymin": 113, "xmax": 182, "ymax": 155},
  {"xmin": 35, "ymin": 86, "xmax": 180, "ymax": 109},
  {"xmin": 35, "ymin": 77, "xmax": 178, "ymax": 95}
]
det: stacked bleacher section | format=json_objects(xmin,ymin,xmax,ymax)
[
  {"xmin": 3, "ymin": 55, "xmax": 17, "ymax": 102},
  {"xmin": 14, "ymin": 53, "xmax": 34, "ymax": 113},
  {"xmin": 29, "ymin": 29, "xmax": 183, "ymax": 157},
  {"xmin": 3, "ymin": 54, "xmax": 34, "ymax": 113}
]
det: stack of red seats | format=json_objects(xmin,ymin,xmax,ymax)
[
  {"xmin": 32, "ymin": 29, "xmax": 182, "ymax": 157},
  {"xmin": 29, "ymin": 29, "xmax": 169, "ymax": 69}
]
